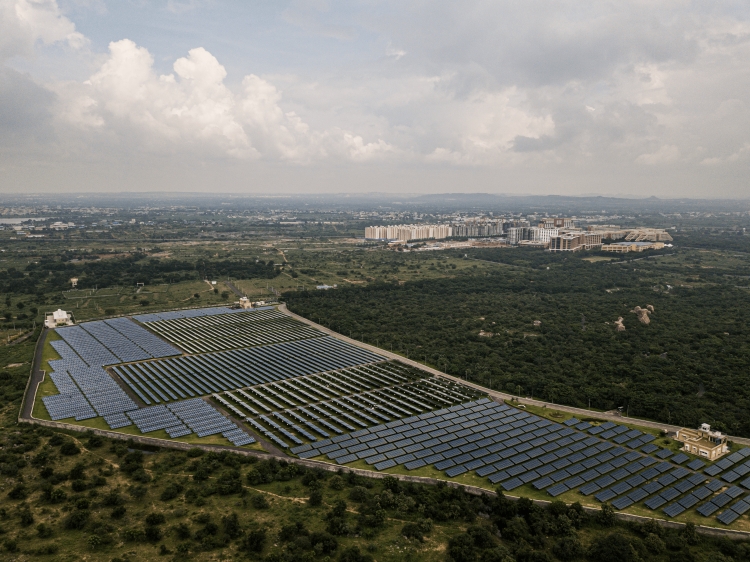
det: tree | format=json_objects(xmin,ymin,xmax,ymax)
[
  {"xmin": 597, "ymin": 503, "xmax": 616, "ymax": 527},
  {"xmin": 241, "ymin": 529, "xmax": 266, "ymax": 553}
]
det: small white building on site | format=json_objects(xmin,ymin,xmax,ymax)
[{"xmin": 45, "ymin": 309, "xmax": 74, "ymax": 328}]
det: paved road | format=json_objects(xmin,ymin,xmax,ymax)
[
  {"xmin": 224, "ymin": 281, "xmax": 244, "ymax": 298},
  {"xmin": 280, "ymin": 304, "xmax": 750, "ymax": 447},
  {"xmin": 21, "ymin": 328, "xmax": 48, "ymax": 420}
]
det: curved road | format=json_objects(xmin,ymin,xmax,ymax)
[{"xmin": 280, "ymin": 304, "xmax": 750, "ymax": 447}]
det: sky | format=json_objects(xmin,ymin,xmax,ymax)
[{"xmin": 0, "ymin": 0, "xmax": 749, "ymax": 197}]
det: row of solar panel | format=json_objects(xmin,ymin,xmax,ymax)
[
  {"xmin": 229, "ymin": 376, "xmax": 480, "ymax": 449},
  {"xmin": 144, "ymin": 309, "xmax": 322, "ymax": 353},
  {"xmin": 57, "ymin": 319, "xmax": 180, "ymax": 367},
  {"xmin": 112, "ymin": 336, "xmax": 385, "ymax": 405},
  {"xmin": 133, "ymin": 306, "xmax": 249, "ymax": 323}
]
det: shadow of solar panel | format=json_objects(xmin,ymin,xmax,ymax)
[{"xmin": 663, "ymin": 503, "xmax": 686, "ymax": 517}]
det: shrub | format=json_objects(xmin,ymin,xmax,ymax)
[
  {"xmin": 349, "ymin": 486, "xmax": 368, "ymax": 502},
  {"xmin": 111, "ymin": 506, "xmax": 127, "ymax": 519},
  {"xmin": 222, "ymin": 513, "xmax": 242, "ymax": 539},
  {"xmin": 145, "ymin": 513, "xmax": 166, "ymax": 526},
  {"xmin": 160, "ymin": 482, "xmax": 184, "ymax": 501},
  {"xmin": 174, "ymin": 522, "xmax": 191, "ymax": 540},
  {"xmin": 308, "ymin": 489, "xmax": 323, "ymax": 507},
  {"xmin": 553, "ymin": 536, "xmax": 585, "ymax": 561},
  {"xmin": 7, "ymin": 484, "xmax": 27, "ymax": 500},
  {"xmin": 145, "ymin": 525, "xmax": 163, "ymax": 542},
  {"xmin": 241, "ymin": 529, "xmax": 266, "ymax": 553},
  {"xmin": 329, "ymin": 475, "xmax": 345, "ymax": 490},
  {"xmin": 339, "ymin": 545, "xmax": 374, "ymax": 562},
  {"xmin": 37, "ymin": 523, "xmax": 53, "ymax": 538},
  {"xmin": 60, "ymin": 441, "xmax": 80, "ymax": 456},
  {"xmin": 251, "ymin": 494, "xmax": 269, "ymax": 509},
  {"xmin": 64, "ymin": 509, "xmax": 90, "ymax": 530}
]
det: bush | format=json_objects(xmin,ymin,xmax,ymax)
[
  {"xmin": 60, "ymin": 441, "xmax": 80, "ymax": 456},
  {"xmin": 308, "ymin": 489, "xmax": 323, "ymax": 507},
  {"xmin": 111, "ymin": 506, "xmax": 127, "ymax": 519},
  {"xmin": 329, "ymin": 475, "xmax": 345, "ymax": 490},
  {"xmin": 64, "ymin": 509, "xmax": 90, "ymax": 530},
  {"xmin": 145, "ymin": 525, "xmax": 163, "ymax": 542},
  {"xmin": 160, "ymin": 482, "xmax": 184, "ymax": 501},
  {"xmin": 37, "ymin": 523, "xmax": 53, "ymax": 538},
  {"xmin": 222, "ymin": 513, "xmax": 242, "ymax": 539},
  {"xmin": 146, "ymin": 513, "xmax": 166, "ymax": 526},
  {"xmin": 587, "ymin": 533, "xmax": 644, "ymax": 562},
  {"xmin": 553, "ymin": 536, "xmax": 585, "ymax": 561},
  {"xmin": 339, "ymin": 545, "xmax": 374, "ymax": 562},
  {"xmin": 349, "ymin": 486, "xmax": 368, "ymax": 502},
  {"xmin": 241, "ymin": 529, "xmax": 266, "ymax": 553},
  {"xmin": 7, "ymin": 484, "xmax": 27, "ymax": 500},
  {"xmin": 251, "ymin": 494, "xmax": 270, "ymax": 509}
]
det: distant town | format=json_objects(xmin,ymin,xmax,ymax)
[{"xmin": 366, "ymin": 217, "xmax": 674, "ymax": 253}]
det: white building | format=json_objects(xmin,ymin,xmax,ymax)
[{"xmin": 45, "ymin": 309, "xmax": 74, "ymax": 328}]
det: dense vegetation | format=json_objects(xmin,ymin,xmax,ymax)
[
  {"xmin": 286, "ymin": 245, "xmax": 750, "ymax": 437},
  {"xmin": 1, "ymin": 255, "xmax": 279, "ymax": 295}
]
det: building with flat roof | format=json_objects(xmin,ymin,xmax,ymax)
[
  {"xmin": 45, "ymin": 309, "xmax": 74, "ymax": 328},
  {"xmin": 676, "ymin": 423, "xmax": 729, "ymax": 461}
]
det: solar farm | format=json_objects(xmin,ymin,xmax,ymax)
[{"xmin": 34, "ymin": 305, "xmax": 750, "ymax": 529}]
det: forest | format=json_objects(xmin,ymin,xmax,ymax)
[
  {"xmin": 286, "ymin": 244, "xmax": 750, "ymax": 437},
  {"xmin": 0, "ymin": 255, "xmax": 280, "ymax": 295}
]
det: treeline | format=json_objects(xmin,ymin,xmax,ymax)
[
  {"xmin": 286, "ymin": 249, "xmax": 750, "ymax": 437},
  {"xmin": 0, "ymin": 255, "xmax": 279, "ymax": 294}
]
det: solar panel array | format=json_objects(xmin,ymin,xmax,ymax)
[
  {"xmin": 284, "ymin": 397, "xmax": 750, "ymax": 527},
  {"xmin": 133, "ymin": 306, "xmax": 253, "ymax": 323},
  {"xmin": 112, "ymin": 336, "xmax": 385, "ymax": 405},
  {"xmin": 43, "ymin": 339, "xmax": 137, "ymax": 426},
  {"xmin": 216, "ymin": 362, "xmax": 481, "ymax": 449},
  {"xmin": 104, "ymin": 317, "xmax": 181, "ymax": 358},
  {"xmin": 141, "ymin": 309, "xmax": 324, "ymax": 353},
  {"xmin": 57, "ymin": 319, "xmax": 180, "ymax": 367}
]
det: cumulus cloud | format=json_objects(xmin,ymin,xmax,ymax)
[
  {"xmin": 0, "ymin": 0, "xmax": 86, "ymax": 62},
  {"xmin": 55, "ymin": 39, "xmax": 393, "ymax": 162},
  {"xmin": 2, "ymin": 1, "xmax": 750, "ymax": 195}
]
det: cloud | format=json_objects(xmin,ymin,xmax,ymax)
[
  {"xmin": 635, "ymin": 145, "xmax": 681, "ymax": 165},
  {"xmin": 0, "ymin": 0, "xmax": 87, "ymax": 62},
  {"xmin": 55, "ymin": 39, "xmax": 393, "ymax": 162}
]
